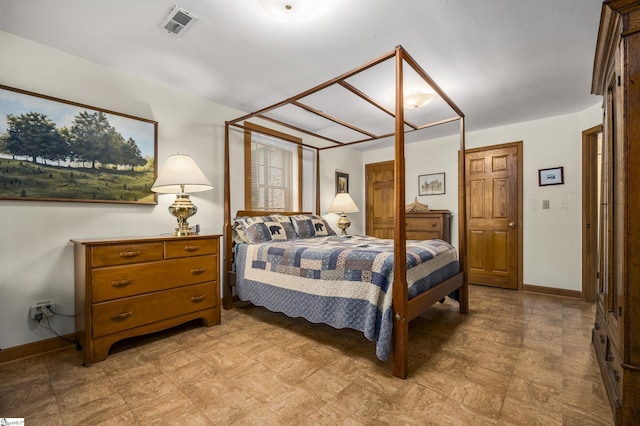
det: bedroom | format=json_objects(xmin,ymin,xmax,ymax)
[{"xmin": 0, "ymin": 0, "xmax": 636, "ymax": 424}]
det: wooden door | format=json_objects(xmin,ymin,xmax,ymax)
[
  {"xmin": 465, "ymin": 143, "xmax": 521, "ymax": 289},
  {"xmin": 365, "ymin": 161, "xmax": 394, "ymax": 238},
  {"xmin": 582, "ymin": 125, "xmax": 602, "ymax": 303}
]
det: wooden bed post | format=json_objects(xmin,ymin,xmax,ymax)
[
  {"xmin": 315, "ymin": 149, "xmax": 321, "ymax": 215},
  {"xmin": 458, "ymin": 117, "xmax": 469, "ymax": 314},
  {"xmin": 223, "ymin": 122, "xmax": 233, "ymax": 310},
  {"xmin": 392, "ymin": 47, "xmax": 409, "ymax": 379}
]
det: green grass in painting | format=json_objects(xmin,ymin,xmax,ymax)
[{"xmin": 0, "ymin": 158, "xmax": 155, "ymax": 203}]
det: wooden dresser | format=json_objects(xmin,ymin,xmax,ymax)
[
  {"xmin": 72, "ymin": 234, "xmax": 221, "ymax": 366},
  {"xmin": 405, "ymin": 210, "xmax": 452, "ymax": 243},
  {"xmin": 591, "ymin": 1, "xmax": 640, "ymax": 424}
]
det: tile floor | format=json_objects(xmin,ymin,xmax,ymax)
[{"xmin": 0, "ymin": 285, "xmax": 614, "ymax": 425}]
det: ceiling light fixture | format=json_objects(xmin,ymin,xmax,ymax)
[
  {"xmin": 258, "ymin": 0, "xmax": 321, "ymax": 19},
  {"xmin": 404, "ymin": 91, "xmax": 435, "ymax": 109}
]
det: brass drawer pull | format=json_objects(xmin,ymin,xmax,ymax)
[
  {"xmin": 119, "ymin": 251, "xmax": 141, "ymax": 258},
  {"xmin": 111, "ymin": 311, "xmax": 133, "ymax": 321},
  {"xmin": 184, "ymin": 245, "xmax": 201, "ymax": 252},
  {"xmin": 191, "ymin": 268, "xmax": 206, "ymax": 275},
  {"xmin": 431, "ymin": 222, "xmax": 437, "ymax": 227},
  {"xmin": 111, "ymin": 279, "xmax": 133, "ymax": 287},
  {"xmin": 191, "ymin": 295, "xmax": 206, "ymax": 303}
]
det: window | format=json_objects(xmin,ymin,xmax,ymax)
[{"xmin": 244, "ymin": 123, "xmax": 303, "ymax": 211}]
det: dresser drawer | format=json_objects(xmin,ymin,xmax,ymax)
[
  {"xmin": 593, "ymin": 311, "xmax": 607, "ymax": 357},
  {"xmin": 406, "ymin": 217, "xmax": 442, "ymax": 232},
  {"xmin": 92, "ymin": 282, "xmax": 216, "ymax": 338},
  {"xmin": 605, "ymin": 340, "xmax": 624, "ymax": 403},
  {"xmin": 165, "ymin": 238, "xmax": 218, "ymax": 259},
  {"xmin": 407, "ymin": 230, "xmax": 442, "ymax": 241},
  {"xmin": 91, "ymin": 255, "xmax": 218, "ymax": 302},
  {"xmin": 92, "ymin": 242, "xmax": 164, "ymax": 267}
]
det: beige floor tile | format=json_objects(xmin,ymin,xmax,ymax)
[{"xmin": 0, "ymin": 285, "xmax": 615, "ymax": 426}]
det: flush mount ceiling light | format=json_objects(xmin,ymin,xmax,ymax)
[
  {"xmin": 258, "ymin": 0, "xmax": 321, "ymax": 19},
  {"xmin": 160, "ymin": 5, "xmax": 199, "ymax": 37},
  {"xmin": 404, "ymin": 91, "xmax": 435, "ymax": 109}
]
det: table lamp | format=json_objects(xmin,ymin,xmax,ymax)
[
  {"xmin": 328, "ymin": 193, "xmax": 359, "ymax": 235},
  {"xmin": 151, "ymin": 153, "xmax": 212, "ymax": 236}
]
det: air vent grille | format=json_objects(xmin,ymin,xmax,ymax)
[
  {"xmin": 160, "ymin": 5, "xmax": 199, "ymax": 37},
  {"xmin": 172, "ymin": 11, "xmax": 193, "ymax": 26}
]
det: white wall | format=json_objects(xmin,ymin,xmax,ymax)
[
  {"xmin": 319, "ymin": 147, "xmax": 365, "ymax": 235},
  {"xmin": 364, "ymin": 103, "xmax": 603, "ymax": 291}
]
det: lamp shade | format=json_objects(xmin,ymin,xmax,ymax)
[
  {"xmin": 151, "ymin": 153, "xmax": 212, "ymax": 194},
  {"xmin": 328, "ymin": 193, "xmax": 359, "ymax": 214}
]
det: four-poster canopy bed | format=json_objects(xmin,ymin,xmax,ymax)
[{"xmin": 223, "ymin": 45, "xmax": 468, "ymax": 379}]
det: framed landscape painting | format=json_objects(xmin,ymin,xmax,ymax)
[{"xmin": 0, "ymin": 85, "xmax": 158, "ymax": 204}]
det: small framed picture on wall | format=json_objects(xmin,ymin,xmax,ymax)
[
  {"xmin": 418, "ymin": 173, "xmax": 445, "ymax": 196},
  {"xmin": 336, "ymin": 171, "xmax": 349, "ymax": 194},
  {"xmin": 538, "ymin": 167, "xmax": 564, "ymax": 186}
]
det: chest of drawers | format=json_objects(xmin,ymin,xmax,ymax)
[
  {"xmin": 72, "ymin": 234, "xmax": 221, "ymax": 366},
  {"xmin": 405, "ymin": 210, "xmax": 452, "ymax": 243}
]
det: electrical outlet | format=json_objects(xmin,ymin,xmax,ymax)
[{"xmin": 30, "ymin": 301, "xmax": 55, "ymax": 320}]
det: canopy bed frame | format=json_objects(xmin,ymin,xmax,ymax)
[{"xmin": 223, "ymin": 45, "xmax": 468, "ymax": 379}]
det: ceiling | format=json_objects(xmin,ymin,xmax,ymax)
[{"xmin": 0, "ymin": 0, "xmax": 604, "ymax": 149}]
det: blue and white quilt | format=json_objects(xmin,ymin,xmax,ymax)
[{"xmin": 235, "ymin": 235, "xmax": 460, "ymax": 361}]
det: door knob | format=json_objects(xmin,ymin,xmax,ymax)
[{"xmin": 509, "ymin": 222, "xmax": 516, "ymax": 229}]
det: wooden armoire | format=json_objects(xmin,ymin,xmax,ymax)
[{"xmin": 591, "ymin": 1, "xmax": 640, "ymax": 424}]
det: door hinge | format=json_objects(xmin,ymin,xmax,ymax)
[
  {"xmin": 596, "ymin": 272, "xmax": 600, "ymax": 279},
  {"xmin": 618, "ymin": 75, "xmax": 621, "ymax": 86},
  {"xmin": 619, "ymin": 306, "xmax": 622, "ymax": 316}
]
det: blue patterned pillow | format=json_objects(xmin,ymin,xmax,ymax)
[
  {"xmin": 233, "ymin": 215, "xmax": 298, "ymax": 243},
  {"xmin": 291, "ymin": 214, "xmax": 336, "ymax": 238}
]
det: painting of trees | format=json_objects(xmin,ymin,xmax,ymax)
[
  {"xmin": 5, "ymin": 112, "xmax": 69, "ymax": 164},
  {"xmin": 0, "ymin": 85, "xmax": 157, "ymax": 204}
]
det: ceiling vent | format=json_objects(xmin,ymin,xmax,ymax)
[{"xmin": 160, "ymin": 5, "xmax": 199, "ymax": 37}]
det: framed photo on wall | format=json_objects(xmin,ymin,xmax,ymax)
[
  {"xmin": 418, "ymin": 172, "xmax": 445, "ymax": 196},
  {"xmin": 0, "ymin": 84, "xmax": 158, "ymax": 204},
  {"xmin": 336, "ymin": 171, "xmax": 349, "ymax": 194},
  {"xmin": 538, "ymin": 167, "xmax": 564, "ymax": 186}
]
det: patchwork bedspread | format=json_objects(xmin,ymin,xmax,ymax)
[{"xmin": 235, "ymin": 235, "xmax": 460, "ymax": 361}]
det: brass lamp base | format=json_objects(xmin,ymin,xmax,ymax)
[
  {"xmin": 336, "ymin": 213, "xmax": 351, "ymax": 235},
  {"xmin": 169, "ymin": 194, "xmax": 197, "ymax": 236}
]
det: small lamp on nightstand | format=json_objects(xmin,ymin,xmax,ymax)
[
  {"xmin": 151, "ymin": 153, "xmax": 212, "ymax": 236},
  {"xmin": 328, "ymin": 193, "xmax": 359, "ymax": 235}
]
